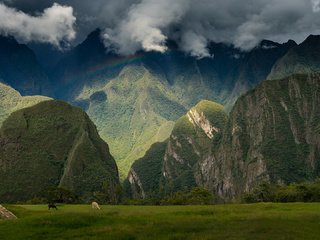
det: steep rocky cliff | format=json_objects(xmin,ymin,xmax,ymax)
[
  {"xmin": 162, "ymin": 101, "xmax": 228, "ymax": 194},
  {"xmin": 125, "ymin": 100, "xmax": 228, "ymax": 198},
  {"xmin": 124, "ymin": 141, "xmax": 168, "ymax": 199},
  {"xmin": 207, "ymin": 73, "xmax": 320, "ymax": 200},
  {"xmin": 0, "ymin": 100, "xmax": 119, "ymax": 203},
  {"xmin": 126, "ymin": 74, "xmax": 320, "ymax": 201}
]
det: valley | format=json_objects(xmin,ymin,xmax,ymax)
[
  {"xmin": 1, "ymin": 1, "xmax": 320, "ymax": 239},
  {"xmin": 0, "ymin": 29, "xmax": 320, "ymax": 204}
]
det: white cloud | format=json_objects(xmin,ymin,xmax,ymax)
[
  {"xmin": 101, "ymin": 0, "xmax": 320, "ymax": 57},
  {"xmin": 102, "ymin": 0, "xmax": 189, "ymax": 55},
  {"xmin": 3, "ymin": 0, "xmax": 320, "ymax": 56},
  {"xmin": 0, "ymin": 3, "xmax": 76, "ymax": 47},
  {"xmin": 311, "ymin": 0, "xmax": 320, "ymax": 12},
  {"xmin": 180, "ymin": 31, "xmax": 212, "ymax": 58}
]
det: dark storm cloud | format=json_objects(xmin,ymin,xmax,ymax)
[{"xmin": 1, "ymin": 0, "xmax": 320, "ymax": 57}]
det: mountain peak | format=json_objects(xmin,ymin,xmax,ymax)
[
  {"xmin": 302, "ymin": 34, "xmax": 320, "ymax": 45},
  {"xmin": 268, "ymin": 34, "xmax": 320, "ymax": 80},
  {"xmin": 259, "ymin": 40, "xmax": 280, "ymax": 49},
  {"xmin": 285, "ymin": 39, "xmax": 297, "ymax": 47}
]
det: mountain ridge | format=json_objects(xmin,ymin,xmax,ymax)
[{"xmin": 125, "ymin": 73, "xmax": 320, "ymax": 201}]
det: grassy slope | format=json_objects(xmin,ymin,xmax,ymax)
[
  {"xmin": 0, "ymin": 83, "xmax": 51, "ymax": 127},
  {"xmin": 1, "ymin": 204, "xmax": 320, "ymax": 240}
]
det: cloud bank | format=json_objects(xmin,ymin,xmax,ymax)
[
  {"xmin": 101, "ymin": 0, "xmax": 320, "ymax": 57},
  {"xmin": 1, "ymin": 0, "xmax": 320, "ymax": 56},
  {"xmin": 0, "ymin": 3, "xmax": 76, "ymax": 47}
]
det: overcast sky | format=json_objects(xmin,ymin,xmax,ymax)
[{"xmin": 1, "ymin": 0, "xmax": 320, "ymax": 57}]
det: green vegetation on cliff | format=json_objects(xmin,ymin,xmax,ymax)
[
  {"xmin": 75, "ymin": 65, "xmax": 185, "ymax": 179},
  {"xmin": 0, "ymin": 100, "xmax": 119, "ymax": 203},
  {"xmin": 126, "ymin": 100, "xmax": 228, "ymax": 198},
  {"xmin": 123, "ymin": 141, "xmax": 168, "ymax": 200},
  {"xmin": 127, "ymin": 74, "xmax": 320, "ymax": 201}
]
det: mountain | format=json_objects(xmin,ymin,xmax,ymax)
[
  {"xmin": 0, "ymin": 83, "xmax": 51, "ymax": 127},
  {"xmin": 50, "ymin": 29, "xmax": 295, "ymax": 178},
  {"xmin": 0, "ymin": 100, "xmax": 119, "ymax": 203},
  {"xmin": 230, "ymin": 39, "xmax": 297, "ymax": 106},
  {"xmin": 161, "ymin": 100, "xmax": 228, "ymax": 193},
  {"xmin": 268, "ymin": 35, "xmax": 320, "ymax": 80},
  {"xmin": 209, "ymin": 73, "xmax": 320, "ymax": 200},
  {"xmin": 27, "ymin": 43, "xmax": 65, "ymax": 74},
  {"xmin": 126, "ymin": 74, "xmax": 320, "ymax": 201},
  {"xmin": 0, "ymin": 36, "xmax": 50, "ymax": 96},
  {"xmin": 125, "ymin": 100, "xmax": 228, "ymax": 199},
  {"xmin": 75, "ymin": 65, "xmax": 182, "ymax": 179}
]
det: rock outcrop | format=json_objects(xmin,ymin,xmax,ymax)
[{"xmin": 0, "ymin": 205, "xmax": 17, "ymax": 220}]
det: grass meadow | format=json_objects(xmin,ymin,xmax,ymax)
[{"xmin": 0, "ymin": 203, "xmax": 320, "ymax": 240}]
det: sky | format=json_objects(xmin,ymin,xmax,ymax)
[{"xmin": 0, "ymin": 0, "xmax": 320, "ymax": 57}]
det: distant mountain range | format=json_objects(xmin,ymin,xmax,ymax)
[
  {"xmin": 15, "ymin": 28, "xmax": 297, "ymax": 179},
  {"xmin": 125, "ymin": 73, "xmax": 320, "ymax": 201},
  {"xmin": 0, "ymin": 30, "xmax": 320, "ymax": 202},
  {"xmin": 123, "ymin": 34, "xmax": 320, "ymax": 200}
]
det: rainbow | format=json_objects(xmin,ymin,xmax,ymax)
[{"xmin": 65, "ymin": 53, "xmax": 146, "ymax": 83}]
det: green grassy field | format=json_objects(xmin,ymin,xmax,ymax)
[{"xmin": 1, "ymin": 203, "xmax": 320, "ymax": 240}]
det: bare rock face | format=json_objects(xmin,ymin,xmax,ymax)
[
  {"xmin": 187, "ymin": 109, "xmax": 219, "ymax": 139},
  {"xmin": 0, "ymin": 205, "xmax": 17, "ymax": 220},
  {"xmin": 206, "ymin": 73, "xmax": 320, "ymax": 200},
  {"xmin": 127, "ymin": 168, "xmax": 146, "ymax": 199}
]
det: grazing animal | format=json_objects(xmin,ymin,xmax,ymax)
[
  {"xmin": 91, "ymin": 201, "xmax": 100, "ymax": 210},
  {"xmin": 48, "ymin": 203, "xmax": 58, "ymax": 210}
]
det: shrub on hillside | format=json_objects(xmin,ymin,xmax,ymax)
[
  {"xmin": 243, "ymin": 179, "xmax": 320, "ymax": 203},
  {"xmin": 160, "ymin": 187, "xmax": 214, "ymax": 205},
  {"xmin": 46, "ymin": 187, "xmax": 79, "ymax": 204}
]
